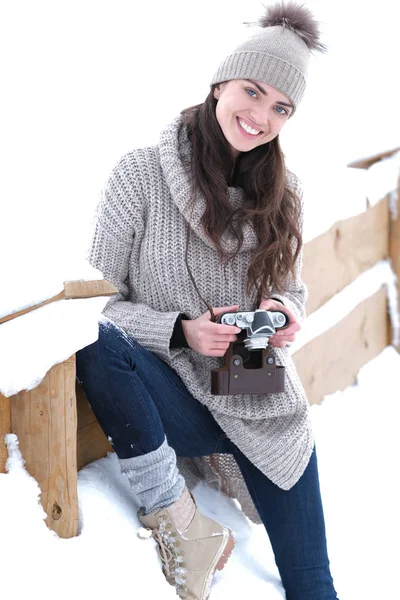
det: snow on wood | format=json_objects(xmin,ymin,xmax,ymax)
[{"xmin": 0, "ymin": 296, "xmax": 109, "ymax": 397}]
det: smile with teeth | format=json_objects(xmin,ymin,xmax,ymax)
[{"xmin": 238, "ymin": 118, "xmax": 262, "ymax": 136}]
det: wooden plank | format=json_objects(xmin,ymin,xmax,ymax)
[
  {"xmin": 348, "ymin": 147, "xmax": 400, "ymax": 169},
  {"xmin": 76, "ymin": 382, "xmax": 112, "ymax": 470},
  {"xmin": 11, "ymin": 356, "xmax": 78, "ymax": 538},
  {"xmin": 63, "ymin": 280, "xmax": 118, "ymax": 298},
  {"xmin": 302, "ymin": 198, "xmax": 389, "ymax": 315},
  {"xmin": 293, "ymin": 287, "xmax": 388, "ymax": 405},
  {"xmin": 388, "ymin": 178, "xmax": 400, "ymax": 351},
  {"xmin": 0, "ymin": 393, "xmax": 11, "ymax": 473}
]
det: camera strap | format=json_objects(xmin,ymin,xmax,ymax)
[{"xmin": 185, "ymin": 224, "xmax": 217, "ymax": 322}]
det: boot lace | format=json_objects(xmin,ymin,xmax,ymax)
[
  {"xmin": 150, "ymin": 515, "xmax": 187, "ymax": 592},
  {"xmin": 152, "ymin": 528, "xmax": 173, "ymax": 577}
]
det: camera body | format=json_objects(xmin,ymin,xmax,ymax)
[
  {"xmin": 211, "ymin": 309, "xmax": 290, "ymax": 395},
  {"xmin": 219, "ymin": 308, "xmax": 289, "ymax": 351}
]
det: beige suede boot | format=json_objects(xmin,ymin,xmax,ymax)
[{"xmin": 138, "ymin": 487, "xmax": 235, "ymax": 599}]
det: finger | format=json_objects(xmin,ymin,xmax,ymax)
[
  {"xmin": 259, "ymin": 299, "xmax": 286, "ymax": 310},
  {"xmin": 208, "ymin": 341, "xmax": 231, "ymax": 349},
  {"xmin": 269, "ymin": 339, "xmax": 287, "ymax": 348},
  {"xmin": 270, "ymin": 336, "xmax": 295, "ymax": 347},
  {"xmin": 208, "ymin": 335, "xmax": 238, "ymax": 343},
  {"xmin": 220, "ymin": 335, "xmax": 239, "ymax": 343},
  {"xmin": 275, "ymin": 324, "xmax": 300, "ymax": 335},
  {"xmin": 206, "ymin": 322, "xmax": 241, "ymax": 335},
  {"xmin": 259, "ymin": 300, "xmax": 297, "ymax": 322},
  {"xmin": 280, "ymin": 309, "xmax": 299, "ymax": 328},
  {"xmin": 271, "ymin": 333, "xmax": 296, "ymax": 342},
  {"xmin": 207, "ymin": 349, "xmax": 230, "ymax": 357},
  {"xmin": 211, "ymin": 305, "xmax": 239, "ymax": 317},
  {"xmin": 258, "ymin": 300, "xmax": 274, "ymax": 310},
  {"xmin": 282, "ymin": 334, "xmax": 296, "ymax": 342}
]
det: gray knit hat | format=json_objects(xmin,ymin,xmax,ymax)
[{"xmin": 211, "ymin": 2, "xmax": 325, "ymax": 111}]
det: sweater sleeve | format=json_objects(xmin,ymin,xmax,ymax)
[
  {"xmin": 269, "ymin": 172, "xmax": 309, "ymax": 325},
  {"xmin": 88, "ymin": 152, "xmax": 184, "ymax": 361}
]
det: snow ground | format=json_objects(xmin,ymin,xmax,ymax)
[{"xmin": 1, "ymin": 345, "xmax": 399, "ymax": 600}]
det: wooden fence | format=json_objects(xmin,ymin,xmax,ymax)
[{"xmin": 294, "ymin": 147, "xmax": 400, "ymax": 402}]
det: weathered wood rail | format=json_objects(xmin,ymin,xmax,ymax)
[{"xmin": 0, "ymin": 358, "xmax": 79, "ymax": 537}]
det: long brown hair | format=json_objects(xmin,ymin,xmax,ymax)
[{"xmin": 181, "ymin": 86, "xmax": 302, "ymax": 300}]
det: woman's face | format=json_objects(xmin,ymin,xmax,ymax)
[{"xmin": 213, "ymin": 79, "xmax": 293, "ymax": 158}]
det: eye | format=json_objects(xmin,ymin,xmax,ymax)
[
  {"xmin": 275, "ymin": 105, "xmax": 289, "ymax": 116},
  {"xmin": 245, "ymin": 88, "xmax": 258, "ymax": 98}
]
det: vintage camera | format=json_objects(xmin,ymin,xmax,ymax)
[
  {"xmin": 211, "ymin": 309, "xmax": 289, "ymax": 396},
  {"xmin": 219, "ymin": 309, "xmax": 289, "ymax": 350}
]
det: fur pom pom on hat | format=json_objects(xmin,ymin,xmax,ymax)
[
  {"xmin": 211, "ymin": 2, "xmax": 325, "ymax": 111},
  {"xmin": 259, "ymin": 2, "xmax": 326, "ymax": 52}
]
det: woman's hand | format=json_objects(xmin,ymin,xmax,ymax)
[
  {"xmin": 259, "ymin": 298, "xmax": 301, "ymax": 349},
  {"xmin": 182, "ymin": 305, "xmax": 241, "ymax": 357}
]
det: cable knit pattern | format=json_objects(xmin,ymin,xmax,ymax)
[{"xmin": 89, "ymin": 115, "xmax": 314, "ymax": 493}]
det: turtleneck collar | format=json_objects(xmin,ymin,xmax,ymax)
[{"xmin": 158, "ymin": 115, "xmax": 259, "ymax": 254}]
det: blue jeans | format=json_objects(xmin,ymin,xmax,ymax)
[{"xmin": 76, "ymin": 322, "xmax": 338, "ymax": 600}]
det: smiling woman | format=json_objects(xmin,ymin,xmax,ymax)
[{"xmin": 75, "ymin": 3, "xmax": 338, "ymax": 600}]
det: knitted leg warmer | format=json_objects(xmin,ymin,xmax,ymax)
[{"xmin": 119, "ymin": 437, "xmax": 185, "ymax": 515}]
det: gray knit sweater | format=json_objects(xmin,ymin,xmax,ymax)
[{"xmin": 89, "ymin": 115, "xmax": 314, "ymax": 492}]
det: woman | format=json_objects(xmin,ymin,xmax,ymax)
[{"xmin": 77, "ymin": 3, "xmax": 339, "ymax": 599}]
